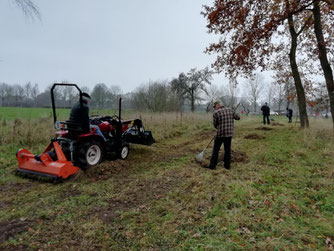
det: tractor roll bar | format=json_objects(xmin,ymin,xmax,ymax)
[
  {"xmin": 51, "ymin": 83, "xmax": 82, "ymax": 125},
  {"xmin": 119, "ymin": 97, "xmax": 122, "ymax": 122}
]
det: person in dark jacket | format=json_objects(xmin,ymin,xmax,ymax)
[
  {"xmin": 204, "ymin": 101, "xmax": 240, "ymax": 170},
  {"xmin": 68, "ymin": 92, "xmax": 91, "ymax": 133},
  {"xmin": 68, "ymin": 93, "xmax": 106, "ymax": 141},
  {"xmin": 286, "ymin": 108, "xmax": 293, "ymax": 123},
  {"xmin": 260, "ymin": 102, "xmax": 270, "ymax": 125}
]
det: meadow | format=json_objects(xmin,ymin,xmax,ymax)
[{"xmin": 0, "ymin": 108, "xmax": 333, "ymax": 250}]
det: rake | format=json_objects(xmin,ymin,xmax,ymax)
[{"xmin": 195, "ymin": 136, "xmax": 215, "ymax": 163}]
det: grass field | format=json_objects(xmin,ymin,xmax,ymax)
[
  {"xmin": 0, "ymin": 107, "xmax": 132, "ymax": 121},
  {"xmin": 0, "ymin": 108, "xmax": 333, "ymax": 250}
]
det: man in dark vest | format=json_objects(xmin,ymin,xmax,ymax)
[
  {"xmin": 260, "ymin": 102, "xmax": 270, "ymax": 125},
  {"xmin": 68, "ymin": 93, "xmax": 107, "ymax": 141},
  {"xmin": 68, "ymin": 92, "xmax": 91, "ymax": 133}
]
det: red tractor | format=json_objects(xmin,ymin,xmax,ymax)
[{"xmin": 16, "ymin": 83, "xmax": 155, "ymax": 183}]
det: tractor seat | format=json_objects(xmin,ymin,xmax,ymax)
[{"xmin": 63, "ymin": 121, "xmax": 85, "ymax": 132}]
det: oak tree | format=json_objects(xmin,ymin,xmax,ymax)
[{"xmin": 203, "ymin": 0, "xmax": 334, "ymax": 128}]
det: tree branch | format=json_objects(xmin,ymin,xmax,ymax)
[
  {"xmin": 13, "ymin": 0, "xmax": 41, "ymax": 20},
  {"xmin": 296, "ymin": 14, "xmax": 313, "ymax": 36}
]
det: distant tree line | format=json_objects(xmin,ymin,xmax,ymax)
[
  {"xmin": 0, "ymin": 82, "xmax": 39, "ymax": 107},
  {"xmin": 0, "ymin": 67, "xmax": 214, "ymax": 112},
  {"xmin": 0, "ymin": 69, "xmax": 330, "ymax": 115}
]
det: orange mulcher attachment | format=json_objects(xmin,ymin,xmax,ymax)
[{"xmin": 16, "ymin": 141, "xmax": 79, "ymax": 183}]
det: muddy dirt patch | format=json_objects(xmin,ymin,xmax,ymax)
[
  {"xmin": 61, "ymin": 188, "xmax": 82, "ymax": 197},
  {"xmin": 95, "ymin": 199, "xmax": 135, "ymax": 223},
  {"xmin": 230, "ymin": 150, "xmax": 249, "ymax": 163},
  {"xmin": 203, "ymin": 149, "xmax": 249, "ymax": 163},
  {"xmin": 1, "ymin": 244, "xmax": 29, "ymax": 251},
  {"xmin": 256, "ymin": 126, "xmax": 273, "ymax": 131},
  {"xmin": 94, "ymin": 170, "xmax": 183, "ymax": 224},
  {"xmin": 0, "ymin": 220, "xmax": 31, "ymax": 244},
  {"xmin": 198, "ymin": 130, "xmax": 216, "ymax": 140},
  {"xmin": 0, "ymin": 201, "xmax": 12, "ymax": 210},
  {"xmin": 271, "ymin": 122, "xmax": 285, "ymax": 126},
  {"xmin": 0, "ymin": 182, "xmax": 32, "ymax": 197},
  {"xmin": 244, "ymin": 133, "xmax": 265, "ymax": 140},
  {"xmin": 83, "ymin": 160, "xmax": 132, "ymax": 181}
]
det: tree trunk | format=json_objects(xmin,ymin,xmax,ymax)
[
  {"xmin": 191, "ymin": 89, "xmax": 195, "ymax": 112},
  {"xmin": 313, "ymin": 2, "xmax": 334, "ymax": 129},
  {"xmin": 287, "ymin": 5, "xmax": 309, "ymax": 128}
]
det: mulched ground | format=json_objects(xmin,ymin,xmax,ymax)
[
  {"xmin": 203, "ymin": 149, "xmax": 249, "ymax": 164},
  {"xmin": 271, "ymin": 122, "xmax": 285, "ymax": 126},
  {"xmin": 256, "ymin": 126, "xmax": 273, "ymax": 131},
  {"xmin": 93, "ymin": 169, "xmax": 183, "ymax": 224},
  {"xmin": 244, "ymin": 133, "xmax": 265, "ymax": 140},
  {"xmin": 0, "ymin": 220, "xmax": 32, "ymax": 244},
  {"xmin": 0, "ymin": 182, "xmax": 32, "ymax": 197}
]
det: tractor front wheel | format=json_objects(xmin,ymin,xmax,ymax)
[
  {"xmin": 77, "ymin": 141, "xmax": 103, "ymax": 169},
  {"xmin": 118, "ymin": 143, "xmax": 129, "ymax": 160}
]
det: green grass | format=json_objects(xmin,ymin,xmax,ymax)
[
  {"xmin": 0, "ymin": 106, "xmax": 141, "ymax": 121},
  {"xmin": 0, "ymin": 110, "xmax": 333, "ymax": 250},
  {"xmin": 0, "ymin": 107, "xmax": 72, "ymax": 122}
]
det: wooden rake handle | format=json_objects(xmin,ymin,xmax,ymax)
[{"xmin": 204, "ymin": 136, "xmax": 215, "ymax": 150}]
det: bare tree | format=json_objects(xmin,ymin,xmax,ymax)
[
  {"xmin": 4, "ymin": 84, "xmax": 14, "ymax": 106},
  {"xmin": 109, "ymin": 85, "xmax": 122, "ymax": 97},
  {"xmin": 283, "ymin": 79, "xmax": 297, "ymax": 109},
  {"xmin": 31, "ymin": 83, "xmax": 39, "ymax": 100},
  {"xmin": 167, "ymin": 89, "xmax": 184, "ymax": 113},
  {"xmin": 24, "ymin": 82, "xmax": 32, "ymax": 100},
  {"xmin": 132, "ymin": 81, "xmax": 170, "ymax": 112},
  {"xmin": 0, "ymin": 83, "xmax": 8, "ymax": 106},
  {"xmin": 225, "ymin": 80, "xmax": 239, "ymax": 108},
  {"xmin": 266, "ymin": 82, "xmax": 275, "ymax": 107},
  {"xmin": 91, "ymin": 83, "xmax": 109, "ymax": 109},
  {"xmin": 109, "ymin": 85, "xmax": 122, "ymax": 107},
  {"xmin": 12, "ymin": 84, "xmax": 25, "ymax": 106},
  {"xmin": 239, "ymin": 97, "xmax": 251, "ymax": 115},
  {"xmin": 12, "ymin": 0, "xmax": 40, "ymax": 19},
  {"xmin": 58, "ymin": 86, "xmax": 77, "ymax": 108},
  {"xmin": 245, "ymin": 74, "xmax": 264, "ymax": 112},
  {"xmin": 311, "ymin": 83, "xmax": 330, "ymax": 117},
  {"xmin": 171, "ymin": 67, "xmax": 213, "ymax": 112},
  {"xmin": 205, "ymin": 84, "xmax": 225, "ymax": 112},
  {"xmin": 273, "ymin": 82, "xmax": 285, "ymax": 112},
  {"xmin": 80, "ymin": 86, "xmax": 90, "ymax": 94}
]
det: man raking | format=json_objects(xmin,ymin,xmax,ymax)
[{"xmin": 203, "ymin": 101, "xmax": 240, "ymax": 170}]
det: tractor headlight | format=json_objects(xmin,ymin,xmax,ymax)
[{"xmin": 55, "ymin": 121, "xmax": 61, "ymax": 130}]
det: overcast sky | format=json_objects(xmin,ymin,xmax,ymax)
[{"xmin": 0, "ymin": 0, "xmax": 231, "ymax": 93}]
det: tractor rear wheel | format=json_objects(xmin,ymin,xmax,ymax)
[{"xmin": 76, "ymin": 141, "xmax": 103, "ymax": 169}]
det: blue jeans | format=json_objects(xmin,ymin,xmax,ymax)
[
  {"xmin": 90, "ymin": 125, "xmax": 107, "ymax": 141},
  {"xmin": 209, "ymin": 136, "xmax": 232, "ymax": 168}
]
